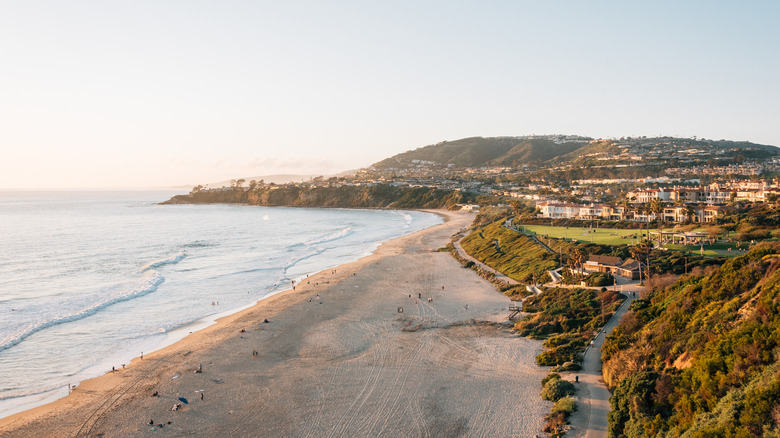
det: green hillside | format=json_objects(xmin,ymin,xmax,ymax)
[
  {"xmin": 460, "ymin": 220, "xmax": 560, "ymax": 283},
  {"xmin": 371, "ymin": 135, "xmax": 779, "ymax": 171},
  {"xmin": 373, "ymin": 136, "xmax": 589, "ymax": 169},
  {"xmin": 162, "ymin": 184, "xmax": 498, "ymax": 209},
  {"xmin": 601, "ymin": 243, "xmax": 780, "ymax": 437}
]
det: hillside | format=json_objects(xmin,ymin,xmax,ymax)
[
  {"xmin": 371, "ymin": 135, "xmax": 779, "ymax": 171},
  {"xmin": 601, "ymin": 243, "xmax": 780, "ymax": 437},
  {"xmin": 373, "ymin": 136, "xmax": 591, "ymax": 169},
  {"xmin": 162, "ymin": 184, "xmax": 497, "ymax": 209}
]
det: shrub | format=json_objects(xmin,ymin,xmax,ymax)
[
  {"xmin": 645, "ymin": 273, "xmax": 680, "ymax": 292},
  {"xmin": 541, "ymin": 377, "xmax": 576, "ymax": 402},
  {"xmin": 556, "ymin": 361, "xmax": 582, "ymax": 372},
  {"xmin": 552, "ymin": 396, "xmax": 577, "ymax": 415},
  {"xmin": 541, "ymin": 373, "xmax": 561, "ymax": 387},
  {"xmin": 543, "ymin": 411, "xmax": 567, "ymax": 435},
  {"xmin": 585, "ymin": 272, "xmax": 614, "ymax": 287}
]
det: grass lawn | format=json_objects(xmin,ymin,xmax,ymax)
[
  {"xmin": 663, "ymin": 242, "xmax": 749, "ymax": 258},
  {"xmin": 518, "ymin": 224, "xmax": 768, "ymax": 258},
  {"xmin": 520, "ymin": 224, "xmax": 647, "ymax": 246},
  {"xmin": 461, "ymin": 221, "xmax": 558, "ymax": 283}
]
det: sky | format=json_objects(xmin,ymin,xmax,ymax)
[{"xmin": 1, "ymin": 1, "xmax": 779, "ymax": 189}]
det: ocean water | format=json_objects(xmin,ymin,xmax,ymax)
[{"xmin": 0, "ymin": 191, "xmax": 442, "ymax": 418}]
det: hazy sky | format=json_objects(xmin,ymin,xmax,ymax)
[{"xmin": 2, "ymin": 1, "xmax": 779, "ymax": 189}]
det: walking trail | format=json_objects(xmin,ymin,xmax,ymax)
[
  {"xmin": 452, "ymin": 234, "xmax": 520, "ymax": 285},
  {"xmin": 458, "ymin": 222, "xmax": 644, "ymax": 437},
  {"xmin": 566, "ymin": 282, "xmax": 643, "ymax": 438}
]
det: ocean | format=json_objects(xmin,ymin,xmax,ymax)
[{"xmin": 0, "ymin": 191, "xmax": 442, "ymax": 418}]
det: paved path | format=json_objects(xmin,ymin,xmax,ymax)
[
  {"xmin": 452, "ymin": 234, "xmax": 520, "ymax": 285},
  {"xmin": 528, "ymin": 234, "xmax": 555, "ymax": 253},
  {"xmin": 566, "ymin": 282, "xmax": 643, "ymax": 438}
]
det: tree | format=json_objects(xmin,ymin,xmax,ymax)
[
  {"xmin": 684, "ymin": 205, "xmax": 696, "ymax": 224},
  {"xmin": 648, "ymin": 198, "xmax": 664, "ymax": 222},
  {"xmin": 571, "ymin": 246, "xmax": 588, "ymax": 279},
  {"xmin": 621, "ymin": 198, "xmax": 633, "ymax": 221},
  {"xmin": 511, "ymin": 200, "xmax": 523, "ymax": 219},
  {"xmin": 630, "ymin": 242, "xmax": 652, "ymax": 285}
]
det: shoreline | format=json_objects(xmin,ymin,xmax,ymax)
[
  {"xmin": 0, "ymin": 207, "xmax": 442, "ymax": 421},
  {"xmin": 0, "ymin": 209, "xmax": 548, "ymax": 437},
  {"xmin": 0, "ymin": 209, "xmax": 444, "ymax": 421}
]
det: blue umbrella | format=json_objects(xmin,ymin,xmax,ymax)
[{"xmin": 178, "ymin": 397, "xmax": 189, "ymax": 404}]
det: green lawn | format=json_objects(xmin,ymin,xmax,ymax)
[
  {"xmin": 519, "ymin": 224, "xmax": 646, "ymax": 246},
  {"xmin": 461, "ymin": 221, "xmax": 558, "ymax": 283},
  {"xmin": 517, "ymin": 224, "xmax": 767, "ymax": 258},
  {"xmin": 663, "ymin": 242, "xmax": 749, "ymax": 258}
]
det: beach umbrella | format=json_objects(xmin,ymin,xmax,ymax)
[{"xmin": 178, "ymin": 397, "xmax": 189, "ymax": 404}]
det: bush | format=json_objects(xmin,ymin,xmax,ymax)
[
  {"xmin": 736, "ymin": 224, "xmax": 771, "ymax": 241},
  {"xmin": 541, "ymin": 376, "xmax": 576, "ymax": 402},
  {"xmin": 541, "ymin": 373, "xmax": 561, "ymax": 387},
  {"xmin": 585, "ymin": 272, "xmax": 614, "ymax": 287},
  {"xmin": 552, "ymin": 396, "xmax": 577, "ymax": 414},
  {"xmin": 556, "ymin": 361, "xmax": 582, "ymax": 372}
]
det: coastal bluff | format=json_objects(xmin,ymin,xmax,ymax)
[{"xmin": 160, "ymin": 184, "xmax": 483, "ymax": 209}]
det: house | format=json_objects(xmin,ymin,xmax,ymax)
[
  {"xmin": 583, "ymin": 255, "xmax": 641, "ymax": 280},
  {"xmin": 584, "ymin": 255, "xmax": 623, "ymax": 274},
  {"xmin": 536, "ymin": 201, "xmax": 582, "ymax": 219}
]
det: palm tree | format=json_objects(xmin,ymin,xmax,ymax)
[
  {"xmin": 571, "ymin": 246, "xmax": 588, "ymax": 279},
  {"xmin": 648, "ymin": 198, "xmax": 665, "ymax": 246},
  {"xmin": 648, "ymin": 197, "xmax": 664, "ymax": 222},
  {"xmin": 630, "ymin": 241, "xmax": 652, "ymax": 285},
  {"xmin": 620, "ymin": 198, "xmax": 633, "ymax": 221},
  {"xmin": 684, "ymin": 205, "xmax": 696, "ymax": 223}
]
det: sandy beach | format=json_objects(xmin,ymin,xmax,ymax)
[{"xmin": 0, "ymin": 210, "xmax": 547, "ymax": 437}]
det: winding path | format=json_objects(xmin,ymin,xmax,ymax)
[
  {"xmin": 567, "ymin": 282, "xmax": 642, "ymax": 438},
  {"xmin": 454, "ymin": 224, "xmax": 643, "ymax": 437},
  {"xmin": 452, "ymin": 234, "xmax": 519, "ymax": 285}
]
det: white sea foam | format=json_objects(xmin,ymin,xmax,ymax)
[
  {"xmin": 0, "ymin": 193, "xmax": 442, "ymax": 418},
  {"xmin": 304, "ymin": 227, "xmax": 353, "ymax": 246},
  {"xmin": 0, "ymin": 271, "xmax": 165, "ymax": 352},
  {"xmin": 141, "ymin": 252, "xmax": 186, "ymax": 271}
]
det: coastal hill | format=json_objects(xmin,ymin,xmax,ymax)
[
  {"xmin": 372, "ymin": 136, "xmax": 592, "ymax": 169},
  {"xmin": 601, "ymin": 243, "xmax": 780, "ymax": 436},
  {"xmin": 162, "ymin": 133, "xmax": 780, "ymax": 208},
  {"xmin": 372, "ymin": 135, "xmax": 780, "ymax": 170}
]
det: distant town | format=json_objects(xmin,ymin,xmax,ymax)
[{"xmin": 192, "ymin": 135, "xmax": 780, "ymax": 225}]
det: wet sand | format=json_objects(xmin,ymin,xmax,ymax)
[{"xmin": 0, "ymin": 210, "xmax": 547, "ymax": 437}]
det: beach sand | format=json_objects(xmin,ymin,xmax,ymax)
[{"xmin": 0, "ymin": 210, "xmax": 547, "ymax": 437}]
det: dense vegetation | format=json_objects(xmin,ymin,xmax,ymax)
[
  {"xmin": 541, "ymin": 373, "xmax": 578, "ymax": 437},
  {"xmin": 373, "ymin": 137, "xmax": 589, "ymax": 169},
  {"xmin": 163, "ymin": 184, "xmax": 499, "ymax": 209},
  {"xmin": 601, "ymin": 243, "xmax": 780, "ymax": 437},
  {"xmin": 517, "ymin": 287, "xmax": 624, "ymax": 368},
  {"xmin": 371, "ymin": 135, "xmax": 778, "ymax": 171},
  {"xmin": 460, "ymin": 220, "xmax": 559, "ymax": 284}
]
